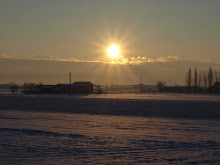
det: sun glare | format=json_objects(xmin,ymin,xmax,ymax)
[{"xmin": 107, "ymin": 44, "xmax": 120, "ymax": 58}]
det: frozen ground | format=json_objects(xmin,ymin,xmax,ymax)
[
  {"xmin": 0, "ymin": 89, "xmax": 11, "ymax": 94},
  {"xmin": 0, "ymin": 93, "xmax": 220, "ymax": 119},
  {"xmin": 2, "ymin": 92, "xmax": 220, "ymax": 101},
  {"xmin": 0, "ymin": 93, "xmax": 219, "ymax": 164},
  {"xmin": 0, "ymin": 110, "xmax": 219, "ymax": 164},
  {"xmin": 82, "ymin": 93, "xmax": 220, "ymax": 101}
]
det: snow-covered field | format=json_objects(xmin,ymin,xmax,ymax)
[
  {"xmin": 0, "ymin": 89, "xmax": 11, "ymax": 94},
  {"xmin": 0, "ymin": 93, "xmax": 220, "ymax": 119},
  {"xmin": 82, "ymin": 93, "xmax": 220, "ymax": 101},
  {"xmin": 0, "ymin": 93, "xmax": 219, "ymax": 164},
  {"xmin": 0, "ymin": 110, "xmax": 219, "ymax": 164}
]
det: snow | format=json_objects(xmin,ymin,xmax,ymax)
[
  {"xmin": 81, "ymin": 93, "xmax": 220, "ymax": 101},
  {"xmin": 0, "ymin": 93, "xmax": 220, "ymax": 119},
  {"xmin": 0, "ymin": 111, "xmax": 219, "ymax": 164},
  {"xmin": 0, "ymin": 93, "xmax": 219, "ymax": 164}
]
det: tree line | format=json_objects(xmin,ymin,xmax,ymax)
[
  {"xmin": 9, "ymin": 82, "xmax": 42, "ymax": 94},
  {"xmin": 156, "ymin": 66, "xmax": 220, "ymax": 93},
  {"xmin": 186, "ymin": 66, "xmax": 219, "ymax": 89}
]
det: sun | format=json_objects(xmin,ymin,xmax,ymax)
[{"xmin": 107, "ymin": 44, "xmax": 120, "ymax": 58}]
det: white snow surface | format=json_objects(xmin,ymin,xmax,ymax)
[
  {"xmin": 1, "ymin": 93, "xmax": 220, "ymax": 119},
  {"xmin": 0, "ymin": 93, "xmax": 220, "ymax": 164},
  {"xmin": 1, "ymin": 92, "xmax": 220, "ymax": 101},
  {"xmin": 81, "ymin": 93, "xmax": 220, "ymax": 101},
  {"xmin": 0, "ymin": 110, "xmax": 219, "ymax": 164}
]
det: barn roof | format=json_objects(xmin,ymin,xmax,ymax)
[
  {"xmin": 56, "ymin": 82, "xmax": 93, "ymax": 87},
  {"xmin": 35, "ymin": 85, "xmax": 55, "ymax": 89},
  {"xmin": 57, "ymin": 84, "xmax": 74, "ymax": 87},
  {"xmin": 73, "ymin": 81, "xmax": 93, "ymax": 86}
]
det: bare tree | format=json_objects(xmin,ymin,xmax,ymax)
[
  {"xmin": 186, "ymin": 67, "xmax": 192, "ymax": 88},
  {"xmin": 208, "ymin": 66, "xmax": 213, "ymax": 88},
  {"xmin": 29, "ymin": 83, "xmax": 36, "ymax": 92},
  {"xmin": 23, "ymin": 82, "xmax": 36, "ymax": 93},
  {"xmin": 9, "ymin": 82, "xmax": 18, "ymax": 94},
  {"xmin": 219, "ymin": 71, "xmax": 220, "ymax": 81},
  {"xmin": 198, "ymin": 71, "xmax": 202, "ymax": 87},
  {"xmin": 203, "ymin": 71, "xmax": 208, "ymax": 88},
  {"xmin": 156, "ymin": 81, "xmax": 166, "ymax": 92},
  {"xmin": 95, "ymin": 84, "xmax": 102, "ymax": 93},
  {"xmin": 194, "ymin": 68, "xmax": 198, "ymax": 88},
  {"xmin": 214, "ymin": 70, "xmax": 218, "ymax": 83},
  {"xmin": 23, "ymin": 82, "xmax": 28, "ymax": 93}
]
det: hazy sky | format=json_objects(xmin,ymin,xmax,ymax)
[
  {"xmin": 1, "ymin": 0, "xmax": 220, "ymax": 61},
  {"xmin": 0, "ymin": 0, "xmax": 220, "ymax": 84}
]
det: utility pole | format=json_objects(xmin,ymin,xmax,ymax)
[
  {"xmin": 69, "ymin": 72, "xmax": 71, "ymax": 96},
  {"xmin": 106, "ymin": 83, "xmax": 107, "ymax": 94},
  {"xmin": 139, "ymin": 75, "xmax": 143, "ymax": 93}
]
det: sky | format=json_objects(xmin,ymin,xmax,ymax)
[{"xmin": 0, "ymin": 0, "xmax": 220, "ymax": 85}]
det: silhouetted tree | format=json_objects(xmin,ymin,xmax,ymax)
[
  {"xmin": 184, "ymin": 67, "xmax": 220, "ymax": 92},
  {"xmin": 9, "ymin": 82, "xmax": 18, "ymax": 94},
  {"xmin": 194, "ymin": 68, "xmax": 198, "ymax": 88},
  {"xmin": 186, "ymin": 67, "xmax": 192, "ymax": 88},
  {"xmin": 203, "ymin": 71, "xmax": 208, "ymax": 88},
  {"xmin": 95, "ymin": 84, "xmax": 102, "ymax": 93},
  {"xmin": 214, "ymin": 70, "xmax": 218, "ymax": 83},
  {"xmin": 156, "ymin": 81, "xmax": 166, "ymax": 92},
  {"xmin": 198, "ymin": 71, "xmax": 202, "ymax": 87},
  {"xmin": 23, "ymin": 82, "xmax": 28, "ymax": 93},
  {"xmin": 219, "ymin": 71, "xmax": 220, "ymax": 81},
  {"xmin": 23, "ymin": 82, "xmax": 36, "ymax": 93},
  {"xmin": 29, "ymin": 83, "xmax": 35, "ymax": 92},
  {"xmin": 208, "ymin": 66, "xmax": 213, "ymax": 88}
]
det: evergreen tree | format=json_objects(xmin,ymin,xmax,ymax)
[
  {"xmin": 214, "ymin": 70, "xmax": 218, "ymax": 83},
  {"xmin": 186, "ymin": 67, "xmax": 192, "ymax": 88},
  {"xmin": 194, "ymin": 68, "xmax": 198, "ymax": 87},
  {"xmin": 203, "ymin": 71, "xmax": 208, "ymax": 88},
  {"xmin": 198, "ymin": 71, "xmax": 202, "ymax": 87},
  {"xmin": 208, "ymin": 66, "xmax": 213, "ymax": 88}
]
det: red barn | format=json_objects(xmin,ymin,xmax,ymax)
[
  {"xmin": 54, "ymin": 82, "xmax": 93, "ymax": 94},
  {"xmin": 72, "ymin": 81, "xmax": 93, "ymax": 93}
]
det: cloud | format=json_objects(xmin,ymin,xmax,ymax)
[
  {"xmin": 31, "ymin": 54, "xmax": 58, "ymax": 60},
  {"xmin": 1, "ymin": 56, "xmax": 219, "ymax": 85},
  {"xmin": 0, "ymin": 53, "xmax": 80, "ymax": 62},
  {"xmin": 108, "ymin": 56, "xmax": 179, "ymax": 65},
  {"xmin": 193, "ymin": 56, "xmax": 214, "ymax": 64},
  {"xmin": 157, "ymin": 56, "xmax": 179, "ymax": 62},
  {"xmin": 0, "ymin": 53, "xmax": 10, "ymax": 58},
  {"xmin": 129, "ymin": 57, "xmax": 155, "ymax": 64},
  {"xmin": 146, "ymin": 58, "xmax": 155, "ymax": 62},
  {"xmin": 58, "ymin": 58, "xmax": 80, "ymax": 62},
  {"xmin": 30, "ymin": 54, "xmax": 80, "ymax": 62},
  {"xmin": 1, "ymin": 53, "xmax": 215, "ymax": 66},
  {"xmin": 107, "ymin": 55, "xmax": 155, "ymax": 65}
]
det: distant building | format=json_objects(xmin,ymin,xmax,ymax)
[
  {"xmin": 54, "ymin": 81, "xmax": 93, "ymax": 94},
  {"xmin": 32, "ymin": 85, "xmax": 55, "ymax": 93},
  {"xmin": 72, "ymin": 81, "xmax": 93, "ymax": 93},
  {"xmin": 32, "ymin": 82, "xmax": 93, "ymax": 94}
]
